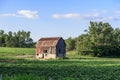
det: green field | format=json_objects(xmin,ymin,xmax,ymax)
[{"xmin": 0, "ymin": 47, "xmax": 120, "ymax": 80}]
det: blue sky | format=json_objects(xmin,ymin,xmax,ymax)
[{"xmin": 0, "ymin": 0, "xmax": 120, "ymax": 41}]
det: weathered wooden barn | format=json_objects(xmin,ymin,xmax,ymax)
[{"xmin": 35, "ymin": 37, "xmax": 66, "ymax": 59}]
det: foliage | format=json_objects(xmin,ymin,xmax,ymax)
[
  {"xmin": 65, "ymin": 37, "xmax": 76, "ymax": 51},
  {"xmin": 66, "ymin": 21, "xmax": 120, "ymax": 57},
  {"xmin": 0, "ymin": 30, "xmax": 35, "ymax": 48},
  {"xmin": 88, "ymin": 21, "xmax": 120, "ymax": 56}
]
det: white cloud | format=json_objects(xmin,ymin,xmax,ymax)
[
  {"xmin": 52, "ymin": 13, "xmax": 101, "ymax": 20},
  {"xmin": 92, "ymin": 9, "xmax": 108, "ymax": 13},
  {"xmin": 0, "ymin": 10, "xmax": 39, "ymax": 19},
  {"xmin": 64, "ymin": 13, "xmax": 80, "ymax": 18},
  {"xmin": 83, "ymin": 13, "xmax": 100, "ymax": 19},
  {"xmin": 52, "ymin": 13, "xmax": 80, "ymax": 19},
  {"xmin": 17, "ymin": 10, "xmax": 38, "ymax": 19},
  {"xmin": 52, "ymin": 10, "xmax": 120, "ymax": 21},
  {"xmin": 52, "ymin": 14, "xmax": 62, "ymax": 19},
  {"xmin": 108, "ymin": 16, "xmax": 114, "ymax": 20}
]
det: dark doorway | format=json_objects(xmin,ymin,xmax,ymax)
[
  {"xmin": 43, "ymin": 50, "xmax": 47, "ymax": 53},
  {"xmin": 42, "ymin": 54, "xmax": 44, "ymax": 58},
  {"xmin": 59, "ymin": 49, "xmax": 61, "ymax": 53}
]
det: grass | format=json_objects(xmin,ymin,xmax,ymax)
[
  {"xmin": 0, "ymin": 47, "xmax": 35, "ymax": 55},
  {"xmin": 0, "ymin": 47, "xmax": 35, "ymax": 59},
  {"xmin": 0, "ymin": 47, "xmax": 120, "ymax": 80}
]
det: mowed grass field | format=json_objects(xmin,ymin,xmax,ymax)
[{"xmin": 0, "ymin": 47, "xmax": 120, "ymax": 80}]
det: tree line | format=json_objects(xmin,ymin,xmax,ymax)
[
  {"xmin": 0, "ymin": 30, "xmax": 35, "ymax": 47},
  {"xmin": 65, "ymin": 21, "xmax": 120, "ymax": 57}
]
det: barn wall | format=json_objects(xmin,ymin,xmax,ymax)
[
  {"xmin": 51, "ymin": 47, "xmax": 56, "ymax": 54},
  {"xmin": 36, "ymin": 53, "xmax": 56, "ymax": 59},
  {"xmin": 45, "ymin": 54, "xmax": 56, "ymax": 59},
  {"xmin": 36, "ymin": 47, "xmax": 56, "ymax": 59},
  {"xmin": 36, "ymin": 53, "xmax": 43, "ymax": 59}
]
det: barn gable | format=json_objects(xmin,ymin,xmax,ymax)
[{"xmin": 36, "ymin": 37, "xmax": 66, "ymax": 59}]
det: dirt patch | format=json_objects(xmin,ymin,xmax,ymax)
[{"xmin": 16, "ymin": 54, "xmax": 34, "ymax": 59}]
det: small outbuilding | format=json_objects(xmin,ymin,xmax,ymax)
[{"xmin": 35, "ymin": 37, "xmax": 66, "ymax": 59}]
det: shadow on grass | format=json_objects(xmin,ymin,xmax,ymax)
[{"xmin": 100, "ymin": 56, "xmax": 120, "ymax": 59}]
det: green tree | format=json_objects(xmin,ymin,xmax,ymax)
[
  {"xmin": 0, "ymin": 29, "xmax": 34, "ymax": 48},
  {"xmin": 76, "ymin": 21, "xmax": 120, "ymax": 57},
  {"xmin": 0, "ymin": 30, "xmax": 6, "ymax": 46},
  {"xmin": 65, "ymin": 37, "xmax": 76, "ymax": 51},
  {"xmin": 76, "ymin": 34, "xmax": 92, "ymax": 55}
]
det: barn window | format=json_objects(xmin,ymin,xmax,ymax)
[
  {"xmin": 43, "ymin": 50, "xmax": 47, "ymax": 53},
  {"xmin": 37, "ymin": 54, "xmax": 39, "ymax": 56}
]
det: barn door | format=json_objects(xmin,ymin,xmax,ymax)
[{"xmin": 42, "ymin": 54, "xmax": 44, "ymax": 58}]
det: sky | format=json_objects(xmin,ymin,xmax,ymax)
[{"xmin": 0, "ymin": 0, "xmax": 120, "ymax": 41}]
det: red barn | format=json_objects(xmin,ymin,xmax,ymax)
[{"xmin": 35, "ymin": 37, "xmax": 66, "ymax": 59}]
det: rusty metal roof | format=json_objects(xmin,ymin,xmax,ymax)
[{"xmin": 36, "ymin": 37, "xmax": 62, "ymax": 47}]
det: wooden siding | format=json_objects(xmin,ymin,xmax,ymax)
[{"xmin": 36, "ymin": 37, "xmax": 66, "ymax": 59}]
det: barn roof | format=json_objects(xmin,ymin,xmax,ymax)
[{"xmin": 36, "ymin": 37, "xmax": 62, "ymax": 47}]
